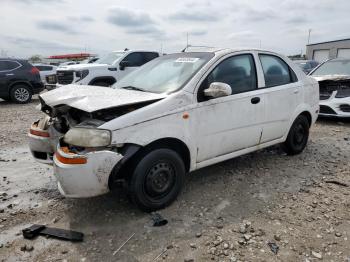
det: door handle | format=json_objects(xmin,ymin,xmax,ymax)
[
  {"xmin": 6, "ymin": 73, "xmax": 14, "ymax": 76},
  {"xmin": 251, "ymin": 97, "xmax": 260, "ymax": 104},
  {"xmin": 293, "ymin": 89, "xmax": 300, "ymax": 94}
]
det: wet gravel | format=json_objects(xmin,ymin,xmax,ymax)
[{"xmin": 0, "ymin": 98, "xmax": 349, "ymax": 262}]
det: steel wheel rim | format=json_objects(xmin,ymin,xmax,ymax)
[
  {"xmin": 294, "ymin": 123, "xmax": 305, "ymax": 145},
  {"xmin": 14, "ymin": 88, "xmax": 29, "ymax": 102},
  {"xmin": 144, "ymin": 161, "xmax": 176, "ymax": 200}
]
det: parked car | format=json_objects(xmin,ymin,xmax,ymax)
[
  {"xmin": 309, "ymin": 58, "xmax": 350, "ymax": 117},
  {"xmin": 0, "ymin": 58, "xmax": 44, "ymax": 103},
  {"xmin": 34, "ymin": 64, "xmax": 57, "ymax": 85},
  {"xmin": 28, "ymin": 48, "xmax": 319, "ymax": 211},
  {"xmin": 54, "ymin": 50, "xmax": 160, "ymax": 87},
  {"xmin": 294, "ymin": 60, "xmax": 319, "ymax": 74}
]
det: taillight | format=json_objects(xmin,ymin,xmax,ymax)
[{"xmin": 30, "ymin": 67, "xmax": 40, "ymax": 75}]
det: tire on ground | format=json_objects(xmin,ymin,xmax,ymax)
[
  {"xmin": 128, "ymin": 148, "xmax": 186, "ymax": 212},
  {"xmin": 282, "ymin": 115, "xmax": 310, "ymax": 155}
]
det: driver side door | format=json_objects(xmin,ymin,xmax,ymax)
[{"xmin": 194, "ymin": 53, "xmax": 265, "ymax": 163}]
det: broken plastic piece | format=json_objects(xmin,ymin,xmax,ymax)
[
  {"xmin": 151, "ymin": 213, "xmax": 168, "ymax": 227},
  {"xmin": 22, "ymin": 224, "xmax": 84, "ymax": 242},
  {"xmin": 267, "ymin": 241, "xmax": 279, "ymax": 254},
  {"xmin": 22, "ymin": 224, "xmax": 46, "ymax": 239}
]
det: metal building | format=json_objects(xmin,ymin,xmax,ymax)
[{"xmin": 306, "ymin": 38, "xmax": 350, "ymax": 62}]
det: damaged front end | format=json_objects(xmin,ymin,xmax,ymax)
[
  {"xmin": 318, "ymin": 78, "xmax": 350, "ymax": 101},
  {"xmin": 316, "ymin": 76, "xmax": 350, "ymax": 117},
  {"xmin": 28, "ymin": 88, "xmax": 165, "ymax": 197}
]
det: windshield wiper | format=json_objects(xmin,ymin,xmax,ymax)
[{"xmin": 121, "ymin": 86, "xmax": 147, "ymax": 92}]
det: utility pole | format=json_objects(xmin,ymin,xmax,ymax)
[
  {"xmin": 186, "ymin": 32, "xmax": 189, "ymax": 49},
  {"xmin": 307, "ymin": 29, "xmax": 312, "ymax": 45}
]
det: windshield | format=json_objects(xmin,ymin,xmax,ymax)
[
  {"xmin": 311, "ymin": 59, "xmax": 350, "ymax": 76},
  {"xmin": 97, "ymin": 52, "xmax": 125, "ymax": 65},
  {"xmin": 113, "ymin": 52, "xmax": 214, "ymax": 94}
]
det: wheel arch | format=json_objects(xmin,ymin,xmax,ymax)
[
  {"xmin": 9, "ymin": 81, "xmax": 33, "ymax": 93},
  {"xmin": 108, "ymin": 137, "xmax": 191, "ymax": 189},
  {"xmin": 88, "ymin": 76, "xmax": 116, "ymax": 86}
]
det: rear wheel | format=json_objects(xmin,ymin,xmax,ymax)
[
  {"xmin": 128, "ymin": 148, "xmax": 185, "ymax": 212},
  {"xmin": 10, "ymin": 85, "xmax": 32, "ymax": 103},
  {"xmin": 282, "ymin": 115, "xmax": 309, "ymax": 155}
]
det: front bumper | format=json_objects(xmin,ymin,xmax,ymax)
[
  {"xmin": 53, "ymin": 145, "xmax": 123, "ymax": 198},
  {"xmin": 319, "ymin": 96, "xmax": 350, "ymax": 118},
  {"xmin": 28, "ymin": 120, "xmax": 61, "ymax": 165}
]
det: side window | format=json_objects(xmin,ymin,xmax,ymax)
[
  {"xmin": 142, "ymin": 52, "xmax": 159, "ymax": 64},
  {"xmin": 122, "ymin": 52, "xmax": 144, "ymax": 67},
  {"xmin": 38, "ymin": 66, "xmax": 53, "ymax": 71},
  {"xmin": 0, "ymin": 61, "xmax": 20, "ymax": 71},
  {"xmin": 6, "ymin": 61, "xmax": 20, "ymax": 70},
  {"xmin": 198, "ymin": 54, "xmax": 257, "ymax": 102},
  {"xmin": 259, "ymin": 54, "xmax": 297, "ymax": 87},
  {"xmin": 0, "ymin": 61, "xmax": 7, "ymax": 71}
]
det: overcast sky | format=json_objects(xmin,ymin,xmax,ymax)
[{"xmin": 1, "ymin": 0, "xmax": 349, "ymax": 58}]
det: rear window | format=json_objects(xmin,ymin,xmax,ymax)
[
  {"xmin": 0, "ymin": 60, "xmax": 21, "ymax": 71},
  {"xmin": 36, "ymin": 66, "xmax": 53, "ymax": 71}
]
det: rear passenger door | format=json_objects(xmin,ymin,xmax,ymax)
[{"xmin": 258, "ymin": 54, "xmax": 301, "ymax": 143}]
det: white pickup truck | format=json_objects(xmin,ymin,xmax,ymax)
[{"xmin": 55, "ymin": 50, "xmax": 160, "ymax": 87}]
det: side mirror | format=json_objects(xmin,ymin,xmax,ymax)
[
  {"xmin": 119, "ymin": 61, "xmax": 129, "ymax": 71},
  {"xmin": 204, "ymin": 82, "xmax": 232, "ymax": 98}
]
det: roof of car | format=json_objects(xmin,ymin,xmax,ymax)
[{"xmin": 184, "ymin": 47, "xmax": 280, "ymax": 56}]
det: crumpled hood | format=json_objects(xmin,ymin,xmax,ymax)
[
  {"xmin": 312, "ymin": 75, "xmax": 350, "ymax": 82},
  {"xmin": 39, "ymin": 85, "xmax": 167, "ymax": 112}
]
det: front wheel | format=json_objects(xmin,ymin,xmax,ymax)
[
  {"xmin": 282, "ymin": 115, "xmax": 310, "ymax": 155},
  {"xmin": 128, "ymin": 148, "xmax": 185, "ymax": 212}
]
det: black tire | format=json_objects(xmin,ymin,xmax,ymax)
[
  {"xmin": 282, "ymin": 115, "xmax": 310, "ymax": 155},
  {"xmin": 128, "ymin": 148, "xmax": 185, "ymax": 212},
  {"xmin": 10, "ymin": 85, "xmax": 32, "ymax": 103},
  {"xmin": 91, "ymin": 81, "xmax": 110, "ymax": 87}
]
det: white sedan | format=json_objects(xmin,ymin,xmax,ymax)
[{"xmin": 28, "ymin": 48, "xmax": 319, "ymax": 211}]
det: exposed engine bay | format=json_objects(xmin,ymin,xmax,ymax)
[
  {"xmin": 39, "ymin": 96, "xmax": 162, "ymax": 134},
  {"xmin": 318, "ymin": 78, "xmax": 350, "ymax": 100}
]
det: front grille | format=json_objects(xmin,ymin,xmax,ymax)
[
  {"xmin": 340, "ymin": 104, "xmax": 350, "ymax": 113},
  {"xmin": 46, "ymin": 74, "xmax": 57, "ymax": 84},
  {"xmin": 56, "ymin": 70, "xmax": 74, "ymax": 85},
  {"xmin": 319, "ymin": 105, "xmax": 336, "ymax": 115}
]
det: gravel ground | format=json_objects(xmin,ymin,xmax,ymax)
[{"xmin": 0, "ymin": 98, "xmax": 349, "ymax": 262}]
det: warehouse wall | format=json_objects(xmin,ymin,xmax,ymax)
[{"xmin": 306, "ymin": 39, "xmax": 350, "ymax": 61}]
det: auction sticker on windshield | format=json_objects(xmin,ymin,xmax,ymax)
[{"xmin": 175, "ymin": 57, "xmax": 200, "ymax": 63}]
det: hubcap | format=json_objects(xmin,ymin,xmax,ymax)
[
  {"xmin": 14, "ymin": 88, "xmax": 30, "ymax": 102},
  {"xmin": 145, "ymin": 162, "xmax": 175, "ymax": 199}
]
